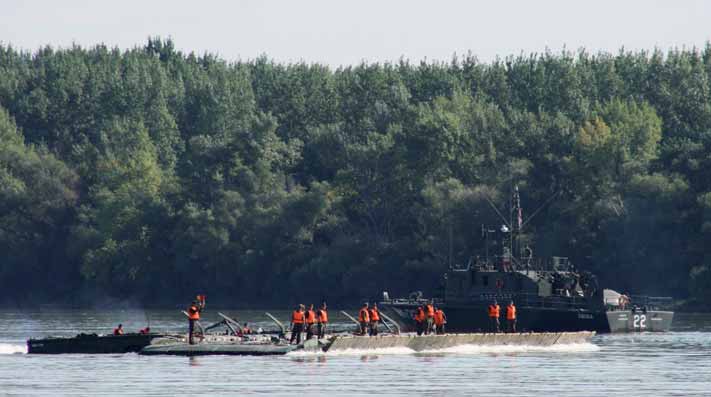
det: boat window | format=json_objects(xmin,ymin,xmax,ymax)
[{"xmin": 482, "ymin": 275, "xmax": 489, "ymax": 286}]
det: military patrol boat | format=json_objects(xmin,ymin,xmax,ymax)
[{"xmin": 381, "ymin": 187, "xmax": 674, "ymax": 333}]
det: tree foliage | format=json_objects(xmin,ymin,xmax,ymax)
[{"xmin": 1, "ymin": 39, "xmax": 711, "ymax": 305}]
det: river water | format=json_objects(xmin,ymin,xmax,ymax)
[{"xmin": 1, "ymin": 309, "xmax": 709, "ymax": 396}]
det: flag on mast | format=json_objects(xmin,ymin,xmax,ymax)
[
  {"xmin": 518, "ymin": 207, "xmax": 523, "ymax": 230},
  {"xmin": 514, "ymin": 185, "xmax": 523, "ymax": 230}
]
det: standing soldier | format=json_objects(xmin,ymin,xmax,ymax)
[
  {"xmin": 414, "ymin": 306, "xmax": 426, "ymax": 336},
  {"xmin": 305, "ymin": 304, "xmax": 316, "ymax": 340},
  {"xmin": 289, "ymin": 304, "xmax": 305, "ymax": 345},
  {"xmin": 524, "ymin": 245, "xmax": 533, "ymax": 269},
  {"xmin": 187, "ymin": 295, "xmax": 205, "ymax": 345},
  {"xmin": 488, "ymin": 300, "xmax": 500, "ymax": 333},
  {"xmin": 434, "ymin": 307, "xmax": 447, "ymax": 335},
  {"xmin": 316, "ymin": 302, "xmax": 328, "ymax": 339},
  {"xmin": 358, "ymin": 303, "xmax": 370, "ymax": 335},
  {"xmin": 425, "ymin": 302, "xmax": 435, "ymax": 335},
  {"xmin": 369, "ymin": 303, "xmax": 381, "ymax": 336},
  {"xmin": 506, "ymin": 301, "xmax": 517, "ymax": 333}
]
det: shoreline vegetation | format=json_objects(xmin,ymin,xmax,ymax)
[{"xmin": 1, "ymin": 38, "xmax": 711, "ymax": 307}]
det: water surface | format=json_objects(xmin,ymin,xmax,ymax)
[{"xmin": 1, "ymin": 310, "xmax": 709, "ymax": 396}]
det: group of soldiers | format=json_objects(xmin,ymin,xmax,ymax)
[
  {"xmin": 184, "ymin": 295, "xmax": 517, "ymax": 346},
  {"xmin": 289, "ymin": 303, "xmax": 329, "ymax": 345},
  {"xmin": 357, "ymin": 302, "xmax": 385, "ymax": 336},
  {"xmin": 412, "ymin": 302, "xmax": 447, "ymax": 335},
  {"xmin": 488, "ymin": 300, "xmax": 517, "ymax": 333}
]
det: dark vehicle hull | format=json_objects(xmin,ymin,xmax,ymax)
[
  {"xmin": 27, "ymin": 333, "xmax": 164, "ymax": 354},
  {"xmin": 381, "ymin": 302, "xmax": 673, "ymax": 333}
]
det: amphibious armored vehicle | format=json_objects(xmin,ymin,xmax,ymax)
[{"xmin": 27, "ymin": 332, "xmax": 164, "ymax": 354}]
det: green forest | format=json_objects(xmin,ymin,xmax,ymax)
[{"xmin": 1, "ymin": 38, "xmax": 710, "ymax": 307}]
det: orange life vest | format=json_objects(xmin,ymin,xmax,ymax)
[
  {"xmin": 317, "ymin": 309, "xmax": 328, "ymax": 323},
  {"xmin": 113, "ymin": 328, "xmax": 123, "ymax": 335},
  {"xmin": 359, "ymin": 308, "xmax": 370, "ymax": 323},
  {"xmin": 414, "ymin": 308, "xmax": 425, "ymax": 322},
  {"xmin": 369, "ymin": 308, "xmax": 380, "ymax": 322},
  {"xmin": 488, "ymin": 304, "xmax": 500, "ymax": 318},
  {"xmin": 426, "ymin": 304, "xmax": 435, "ymax": 318},
  {"xmin": 292, "ymin": 310, "xmax": 305, "ymax": 324},
  {"xmin": 188, "ymin": 305, "xmax": 200, "ymax": 320},
  {"xmin": 434, "ymin": 309, "xmax": 445, "ymax": 325},
  {"xmin": 306, "ymin": 309, "xmax": 316, "ymax": 324},
  {"xmin": 506, "ymin": 304, "xmax": 516, "ymax": 320}
]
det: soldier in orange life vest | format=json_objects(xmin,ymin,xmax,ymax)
[
  {"xmin": 305, "ymin": 304, "xmax": 316, "ymax": 340},
  {"xmin": 368, "ymin": 303, "xmax": 381, "ymax": 336},
  {"xmin": 289, "ymin": 304, "xmax": 305, "ymax": 345},
  {"xmin": 113, "ymin": 324, "xmax": 124, "ymax": 335},
  {"xmin": 433, "ymin": 307, "xmax": 447, "ymax": 335},
  {"xmin": 414, "ymin": 306, "xmax": 426, "ymax": 336},
  {"xmin": 139, "ymin": 326, "xmax": 150, "ymax": 335},
  {"xmin": 187, "ymin": 295, "xmax": 205, "ymax": 345},
  {"xmin": 488, "ymin": 300, "xmax": 500, "ymax": 333},
  {"xmin": 316, "ymin": 302, "xmax": 328, "ymax": 339},
  {"xmin": 425, "ymin": 302, "xmax": 435, "ymax": 335},
  {"xmin": 506, "ymin": 301, "xmax": 517, "ymax": 333},
  {"xmin": 358, "ymin": 303, "xmax": 370, "ymax": 335}
]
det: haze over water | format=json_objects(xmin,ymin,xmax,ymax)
[{"xmin": 1, "ymin": 310, "xmax": 709, "ymax": 396}]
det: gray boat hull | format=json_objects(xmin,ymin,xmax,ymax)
[
  {"xmin": 140, "ymin": 343, "xmax": 296, "ymax": 356},
  {"xmin": 318, "ymin": 331, "xmax": 596, "ymax": 352},
  {"xmin": 606, "ymin": 310, "xmax": 674, "ymax": 332}
]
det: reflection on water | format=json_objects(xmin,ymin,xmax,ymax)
[
  {"xmin": 0, "ymin": 310, "xmax": 710, "ymax": 396},
  {"xmin": 188, "ymin": 356, "xmax": 201, "ymax": 367}
]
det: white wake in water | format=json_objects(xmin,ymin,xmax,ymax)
[
  {"xmin": 287, "ymin": 343, "xmax": 599, "ymax": 357},
  {"xmin": 288, "ymin": 346, "xmax": 416, "ymax": 357},
  {"xmin": 0, "ymin": 343, "xmax": 27, "ymax": 354},
  {"xmin": 420, "ymin": 342, "xmax": 600, "ymax": 354}
]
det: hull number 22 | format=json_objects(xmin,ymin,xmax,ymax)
[{"xmin": 633, "ymin": 314, "xmax": 646, "ymax": 329}]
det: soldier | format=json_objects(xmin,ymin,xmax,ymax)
[
  {"xmin": 358, "ymin": 303, "xmax": 370, "ymax": 335},
  {"xmin": 434, "ymin": 307, "xmax": 447, "ymax": 335},
  {"xmin": 524, "ymin": 245, "xmax": 533, "ymax": 269},
  {"xmin": 488, "ymin": 300, "xmax": 500, "ymax": 333},
  {"xmin": 305, "ymin": 304, "xmax": 316, "ymax": 340},
  {"xmin": 506, "ymin": 301, "xmax": 517, "ymax": 333},
  {"xmin": 414, "ymin": 306, "xmax": 425, "ymax": 336},
  {"xmin": 289, "ymin": 304, "xmax": 305, "ymax": 345},
  {"xmin": 425, "ymin": 302, "xmax": 435, "ymax": 335},
  {"xmin": 369, "ymin": 303, "xmax": 381, "ymax": 336},
  {"xmin": 316, "ymin": 303, "xmax": 329, "ymax": 339},
  {"xmin": 187, "ymin": 295, "xmax": 205, "ymax": 345}
]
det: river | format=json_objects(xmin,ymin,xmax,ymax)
[{"xmin": 1, "ymin": 309, "xmax": 709, "ymax": 396}]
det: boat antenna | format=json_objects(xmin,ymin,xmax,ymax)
[
  {"xmin": 482, "ymin": 192, "xmax": 511, "ymax": 230},
  {"xmin": 520, "ymin": 191, "xmax": 560, "ymax": 230}
]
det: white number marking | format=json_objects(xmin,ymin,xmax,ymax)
[{"xmin": 633, "ymin": 314, "xmax": 647, "ymax": 329}]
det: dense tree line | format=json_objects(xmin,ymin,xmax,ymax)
[{"xmin": 1, "ymin": 39, "xmax": 710, "ymax": 307}]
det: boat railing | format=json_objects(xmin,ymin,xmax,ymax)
[
  {"xmin": 629, "ymin": 295, "xmax": 674, "ymax": 310},
  {"xmin": 441, "ymin": 291, "xmax": 590, "ymax": 310},
  {"xmin": 384, "ymin": 297, "xmax": 445, "ymax": 305},
  {"xmin": 468, "ymin": 256, "xmax": 576, "ymax": 273}
]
